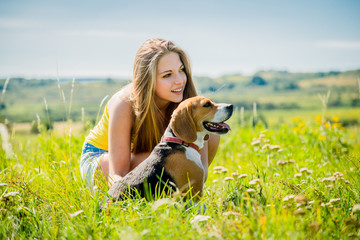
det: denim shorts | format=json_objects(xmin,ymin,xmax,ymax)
[{"xmin": 80, "ymin": 142, "xmax": 108, "ymax": 188}]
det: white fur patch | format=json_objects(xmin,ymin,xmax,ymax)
[
  {"xmin": 193, "ymin": 132, "xmax": 207, "ymax": 150},
  {"xmin": 211, "ymin": 104, "xmax": 230, "ymax": 122},
  {"xmin": 185, "ymin": 147, "xmax": 203, "ymax": 171}
]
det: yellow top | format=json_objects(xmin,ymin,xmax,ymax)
[{"xmin": 85, "ymin": 103, "xmax": 110, "ymax": 150}]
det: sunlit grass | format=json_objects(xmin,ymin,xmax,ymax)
[{"xmin": 1, "ymin": 114, "xmax": 360, "ymax": 239}]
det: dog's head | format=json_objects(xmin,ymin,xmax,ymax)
[{"xmin": 170, "ymin": 96, "xmax": 233, "ymax": 143}]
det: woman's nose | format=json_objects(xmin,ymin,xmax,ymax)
[{"xmin": 174, "ymin": 73, "xmax": 183, "ymax": 84}]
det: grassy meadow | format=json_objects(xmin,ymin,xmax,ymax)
[
  {"xmin": 1, "ymin": 70, "xmax": 360, "ymax": 239},
  {"xmin": 1, "ymin": 111, "xmax": 360, "ymax": 239}
]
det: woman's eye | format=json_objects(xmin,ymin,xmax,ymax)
[
  {"xmin": 203, "ymin": 102, "xmax": 211, "ymax": 107},
  {"xmin": 163, "ymin": 73, "xmax": 171, "ymax": 78},
  {"xmin": 180, "ymin": 67, "xmax": 185, "ymax": 72}
]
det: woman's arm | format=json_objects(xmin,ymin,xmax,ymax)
[
  {"xmin": 107, "ymin": 97, "xmax": 133, "ymax": 181},
  {"xmin": 106, "ymin": 91, "xmax": 152, "ymax": 185},
  {"xmin": 200, "ymin": 134, "xmax": 220, "ymax": 182}
]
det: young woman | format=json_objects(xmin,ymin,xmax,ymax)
[{"xmin": 80, "ymin": 38, "xmax": 220, "ymax": 188}]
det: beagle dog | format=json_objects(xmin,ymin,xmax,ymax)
[{"xmin": 103, "ymin": 96, "xmax": 233, "ymax": 206}]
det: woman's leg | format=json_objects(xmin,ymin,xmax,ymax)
[{"xmin": 99, "ymin": 153, "xmax": 110, "ymax": 178}]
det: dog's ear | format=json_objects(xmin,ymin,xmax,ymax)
[{"xmin": 170, "ymin": 104, "xmax": 197, "ymax": 143}]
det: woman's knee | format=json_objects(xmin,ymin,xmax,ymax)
[{"xmin": 99, "ymin": 153, "xmax": 110, "ymax": 178}]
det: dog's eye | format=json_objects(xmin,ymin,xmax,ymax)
[{"xmin": 203, "ymin": 102, "xmax": 211, "ymax": 107}]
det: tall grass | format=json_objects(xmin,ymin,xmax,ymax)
[
  {"xmin": 1, "ymin": 77, "xmax": 10, "ymax": 103},
  {"xmin": 1, "ymin": 110, "xmax": 359, "ymax": 239}
]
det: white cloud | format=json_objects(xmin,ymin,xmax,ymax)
[
  {"xmin": 0, "ymin": 18, "xmax": 40, "ymax": 29},
  {"xmin": 316, "ymin": 40, "xmax": 360, "ymax": 50}
]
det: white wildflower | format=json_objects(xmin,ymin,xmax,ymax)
[
  {"xmin": 295, "ymin": 195, "xmax": 309, "ymax": 203},
  {"xmin": 294, "ymin": 208, "xmax": 306, "ymax": 215},
  {"xmin": 294, "ymin": 173, "xmax": 302, "ymax": 178},
  {"xmin": 300, "ymin": 168, "xmax": 313, "ymax": 174},
  {"xmin": 261, "ymin": 144, "xmax": 270, "ymax": 150},
  {"xmin": 3, "ymin": 192, "xmax": 19, "ymax": 198},
  {"xmin": 321, "ymin": 176, "xmax": 336, "ymax": 182},
  {"xmin": 277, "ymin": 160, "xmax": 287, "ymax": 166},
  {"xmin": 329, "ymin": 198, "xmax": 340, "ymax": 204},
  {"xmin": 352, "ymin": 204, "xmax": 360, "ymax": 213},
  {"xmin": 238, "ymin": 174, "xmax": 248, "ymax": 179},
  {"xmin": 224, "ymin": 177, "xmax": 234, "ymax": 182},
  {"xmin": 249, "ymin": 179, "xmax": 260, "ymax": 186},
  {"xmin": 251, "ymin": 139, "xmax": 261, "ymax": 146},
  {"xmin": 190, "ymin": 215, "xmax": 211, "ymax": 224},
  {"xmin": 70, "ymin": 210, "xmax": 84, "ymax": 218},
  {"xmin": 213, "ymin": 166, "xmax": 225, "ymax": 171},
  {"xmin": 269, "ymin": 145, "xmax": 281, "ymax": 150},
  {"xmin": 288, "ymin": 159, "xmax": 296, "ymax": 164},
  {"xmin": 246, "ymin": 188, "xmax": 256, "ymax": 193},
  {"xmin": 283, "ymin": 195, "xmax": 295, "ymax": 202}
]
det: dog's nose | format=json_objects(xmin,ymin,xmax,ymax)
[{"xmin": 227, "ymin": 104, "xmax": 233, "ymax": 113}]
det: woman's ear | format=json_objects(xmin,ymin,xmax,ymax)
[{"xmin": 170, "ymin": 105, "xmax": 197, "ymax": 143}]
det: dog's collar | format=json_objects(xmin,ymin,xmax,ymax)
[{"xmin": 161, "ymin": 136, "xmax": 200, "ymax": 152}]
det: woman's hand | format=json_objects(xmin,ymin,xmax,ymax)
[{"xmin": 108, "ymin": 174, "xmax": 123, "ymax": 186}]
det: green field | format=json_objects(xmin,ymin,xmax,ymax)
[
  {"xmin": 1, "ymin": 70, "xmax": 360, "ymax": 239},
  {"xmin": 1, "ymin": 112, "xmax": 360, "ymax": 239}
]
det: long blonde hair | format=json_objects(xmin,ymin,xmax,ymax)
[{"xmin": 131, "ymin": 38, "xmax": 197, "ymax": 153}]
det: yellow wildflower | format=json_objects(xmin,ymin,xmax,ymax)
[
  {"xmin": 298, "ymin": 122, "xmax": 306, "ymax": 128},
  {"xmin": 315, "ymin": 115, "xmax": 322, "ymax": 122},
  {"xmin": 292, "ymin": 116, "xmax": 302, "ymax": 123},
  {"xmin": 331, "ymin": 115, "xmax": 339, "ymax": 122},
  {"xmin": 334, "ymin": 123, "xmax": 343, "ymax": 129},
  {"xmin": 318, "ymin": 135, "xmax": 327, "ymax": 141}
]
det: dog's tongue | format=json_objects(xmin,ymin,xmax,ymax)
[{"xmin": 219, "ymin": 122, "xmax": 231, "ymax": 130}]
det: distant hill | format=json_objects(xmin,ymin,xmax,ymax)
[
  {"xmin": 0, "ymin": 69, "xmax": 359, "ymax": 123},
  {"xmin": 194, "ymin": 69, "xmax": 360, "ymax": 110}
]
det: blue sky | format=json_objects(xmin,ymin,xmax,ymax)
[{"xmin": 0, "ymin": 0, "xmax": 359, "ymax": 78}]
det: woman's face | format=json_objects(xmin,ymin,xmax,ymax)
[{"xmin": 155, "ymin": 52, "xmax": 187, "ymax": 109}]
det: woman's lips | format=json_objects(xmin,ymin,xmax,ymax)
[{"xmin": 171, "ymin": 87, "xmax": 183, "ymax": 94}]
